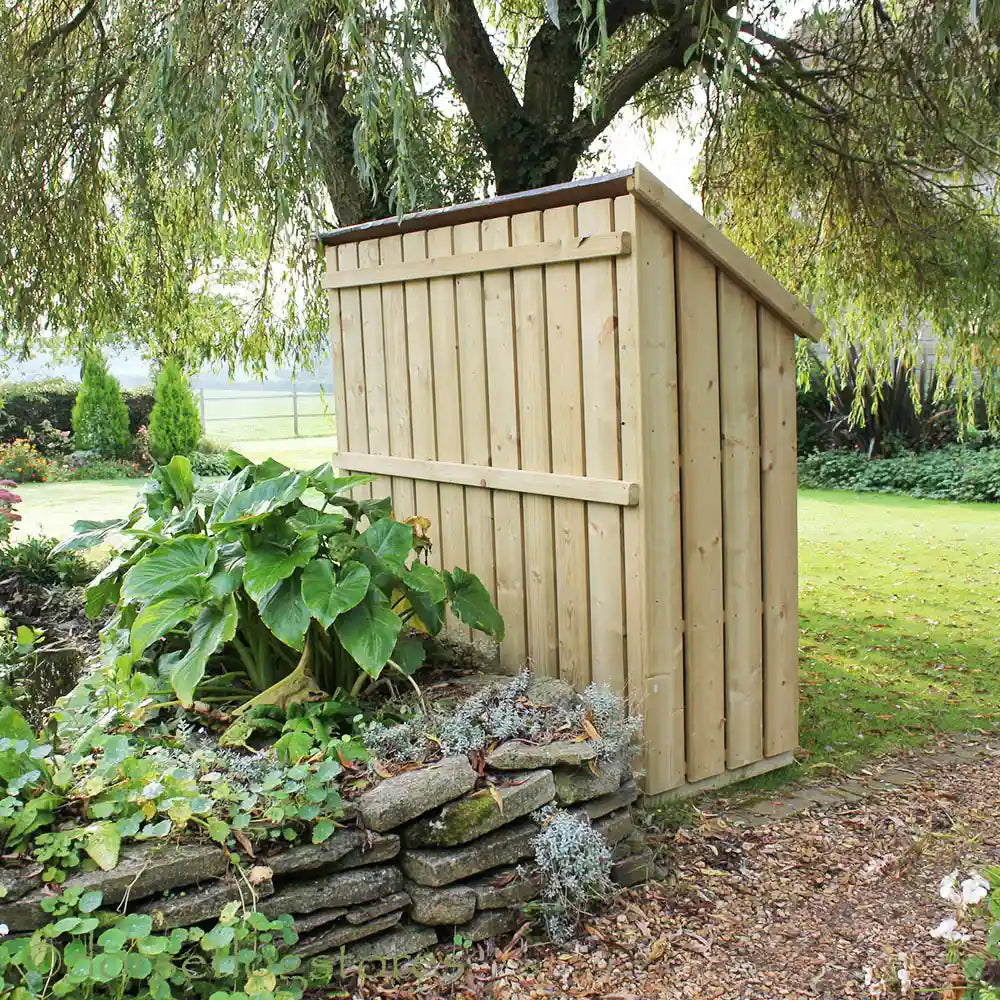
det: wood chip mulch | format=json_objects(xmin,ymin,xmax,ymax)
[{"xmin": 335, "ymin": 736, "xmax": 1000, "ymax": 1000}]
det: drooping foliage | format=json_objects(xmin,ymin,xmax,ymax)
[
  {"xmin": 57, "ymin": 454, "xmax": 504, "ymax": 708},
  {"xmin": 2, "ymin": 0, "xmax": 999, "ymax": 407},
  {"xmin": 148, "ymin": 360, "xmax": 202, "ymax": 464},
  {"xmin": 70, "ymin": 355, "xmax": 132, "ymax": 458}
]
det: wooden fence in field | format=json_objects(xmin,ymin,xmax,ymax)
[{"xmin": 319, "ymin": 165, "xmax": 822, "ymax": 797}]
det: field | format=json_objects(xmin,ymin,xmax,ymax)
[{"xmin": 199, "ymin": 388, "xmax": 335, "ymax": 441}]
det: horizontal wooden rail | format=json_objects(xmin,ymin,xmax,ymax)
[
  {"xmin": 323, "ymin": 232, "xmax": 631, "ymax": 290},
  {"xmin": 335, "ymin": 452, "xmax": 640, "ymax": 507}
]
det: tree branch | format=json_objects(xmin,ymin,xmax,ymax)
[{"xmin": 27, "ymin": 0, "xmax": 98, "ymax": 61}]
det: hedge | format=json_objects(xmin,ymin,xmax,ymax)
[
  {"xmin": 798, "ymin": 445, "xmax": 1000, "ymax": 503},
  {"xmin": 0, "ymin": 378, "xmax": 155, "ymax": 442}
]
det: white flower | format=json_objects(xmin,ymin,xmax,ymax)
[
  {"xmin": 940, "ymin": 870, "xmax": 962, "ymax": 905},
  {"xmin": 0, "ymin": 923, "xmax": 8, "ymax": 936},
  {"xmin": 929, "ymin": 917, "xmax": 971, "ymax": 942},
  {"xmin": 141, "ymin": 781, "xmax": 164, "ymax": 799},
  {"xmin": 961, "ymin": 872, "xmax": 990, "ymax": 907},
  {"xmin": 897, "ymin": 956, "xmax": 912, "ymax": 996}
]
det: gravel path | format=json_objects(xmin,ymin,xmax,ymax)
[{"xmin": 340, "ymin": 735, "xmax": 1000, "ymax": 999}]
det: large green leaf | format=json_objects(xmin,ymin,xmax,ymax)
[
  {"xmin": 208, "ymin": 467, "xmax": 250, "ymax": 527},
  {"xmin": 391, "ymin": 634, "xmax": 426, "ymax": 676},
  {"xmin": 359, "ymin": 519, "xmax": 413, "ymax": 573},
  {"xmin": 165, "ymin": 602, "xmax": 233, "ymax": 707},
  {"xmin": 130, "ymin": 596, "xmax": 194, "ymax": 659},
  {"xmin": 401, "ymin": 560, "xmax": 447, "ymax": 603},
  {"xmin": 333, "ymin": 592, "xmax": 403, "ymax": 678},
  {"xmin": 83, "ymin": 821, "xmax": 122, "ymax": 871},
  {"xmin": 54, "ymin": 518, "xmax": 127, "ymax": 553},
  {"xmin": 301, "ymin": 559, "xmax": 371, "ymax": 628},
  {"xmin": 257, "ymin": 572, "xmax": 311, "ymax": 651},
  {"xmin": 287, "ymin": 507, "xmax": 347, "ymax": 537},
  {"xmin": 158, "ymin": 456, "xmax": 195, "ymax": 507},
  {"xmin": 307, "ymin": 463, "xmax": 375, "ymax": 499},
  {"xmin": 445, "ymin": 568, "xmax": 505, "ymax": 640},
  {"xmin": 402, "ymin": 587, "xmax": 444, "ymax": 635},
  {"xmin": 121, "ymin": 537, "xmax": 217, "ymax": 605},
  {"xmin": 215, "ymin": 472, "xmax": 308, "ymax": 526},
  {"xmin": 243, "ymin": 535, "xmax": 319, "ymax": 603}
]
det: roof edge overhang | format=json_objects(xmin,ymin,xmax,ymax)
[{"xmin": 315, "ymin": 163, "xmax": 823, "ymax": 342}]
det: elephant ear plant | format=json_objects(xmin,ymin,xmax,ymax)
[{"xmin": 57, "ymin": 454, "xmax": 504, "ymax": 709}]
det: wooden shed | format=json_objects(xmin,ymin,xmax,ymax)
[{"xmin": 318, "ymin": 164, "xmax": 822, "ymax": 797}]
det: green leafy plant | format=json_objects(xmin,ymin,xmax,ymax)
[
  {"xmin": 0, "ymin": 438, "xmax": 48, "ymax": 482},
  {"xmin": 71, "ymin": 356, "xmax": 132, "ymax": 459},
  {"xmin": 0, "ymin": 536, "xmax": 91, "ymax": 586},
  {"xmin": 148, "ymin": 360, "xmax": 203, "ymax": 464},
  {"xmin": 59, "ymin": 454, "xmax": 504, "ymax": 709},
  {"xmin": 47, "ymin": 456, "xmax": 147, "ymax": 482},
  {"xmin": 190, "ymin": 451, "xmax": 232, "ymax": 476}
]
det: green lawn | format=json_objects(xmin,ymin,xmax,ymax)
[{"xmin": 797, "ymin": 489, "xmax": 1000, "ymax": 775}]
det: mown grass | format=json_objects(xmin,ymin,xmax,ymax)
[{"xmin": 757, "ymin": 489, "xmax": 1000, "ymax": 789}]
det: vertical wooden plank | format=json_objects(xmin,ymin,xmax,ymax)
[
  {"xmin": 402, "ymin": 231, "xmax": 442, "ymax": 570},
  {"xmin": 541, "ymin": 205, "xmax": 591, "ymax": 691},
  {"xmin": 759, "ymin": 307, "xmax": 799, "ymax": 757},
  {"xmin": 482, "ymin": 216, "xmax": 528, "ymax": 671},
  {"xmin": 426, "ymin": 227, "xmax": 469, "ymax": 584},
  {"xmin": 511, "ymin": 212, "xmax": 558, "ymax": 677},
  {"xmin": 718, "ymin": 273, "xmax": 764, "ymax": 769},
  {"xmin": 676, "ymin": 237, "xmax": 725, "ymax": 782},
  {"xmin": 358, "ymin": 239, "xmax": 392, "ymax": 500},
  {"xmin": 577, "ymin": 198, "xmax": 625, "ymax": 693},
  {"xmin": 453, "ymin": 222, "xmax": 498, "ymax": 625},
  {"xmin": 634, "ymin": 205, "xmax": 685, "ymax": 794},
  {"xmin": 325, "ymin": 247, "xmax": 348, "ymax": 462},
  {"xmin": 379, "ymin": 235, "xmax": 416, "ymax": 520},
  {"xmin": 336, "ymin": 242, "xmax": 372, "ymax": 500},
  {"xmin": 613, "ymin": 194, "xmax": 645, "ymax": 713}
]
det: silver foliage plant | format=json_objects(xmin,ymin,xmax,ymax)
[
  {"xmin": 530, "ymin": 804, "xmax": 615, "ymax": 943},
  {"xmin": 361, "ymin": 670, "xmax": 640, "ymax": 764}
]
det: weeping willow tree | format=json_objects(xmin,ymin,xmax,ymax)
[{"xmin": 2, "ymin": 0, "xmax": 999, "ymax": 407}]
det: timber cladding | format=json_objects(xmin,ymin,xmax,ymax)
[{"xmin": 321, "ymin": 164, "xmax": 822, "ymax": 797}]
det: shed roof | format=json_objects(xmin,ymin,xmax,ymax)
[{"xmin": 316, "ymin": 164, "xmax": 822, "ymax": 341}]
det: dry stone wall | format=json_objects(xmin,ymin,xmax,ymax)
[{"xmin": 0, "ymin": 688, "xmax": 653, "ymax": 967}]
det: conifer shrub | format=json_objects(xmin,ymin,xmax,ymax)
[
  {"xmin": 147, "ymin": 359, "xmax": 202, "ymax": 463},
  {"xmin": 70, "ymin": 355, "xmax": 131, "ymax": 458}
]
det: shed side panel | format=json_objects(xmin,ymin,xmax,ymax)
[
  {"xmin": 577, "ymin": 198, "xmax": 627, "ymax": 693},
  {"xmin": 676, "ymin": 235, "xmax": 726, "ymax": 782},
  {"xmin": 758, "ymin": 306, "xmax": 799, "ymax": 757},
  {"xmin": 453, "ymin": 222, "xmax": 499, "ymax": 625},
  {"xmin": 718, "ymin": 274, "xmax": 764, "ymax": 769},
  {"xmin": 482, "ymin": 217, "xmax": 529, "ymax": 669},
  {"xmin": 337, "ymin": 242, "xmax": 372, "ymax": 500},
  {"xmin": 630, "ymin": 202, "xmax": 686, "ymax": 794},
  {"xmin": 427, "ymin": 226, "xmax": 470, "ymax": 614},
  {"xmin": 542, "ymin": 205, "xmax": 592, "ymax": 691},
  {"xmin": 358, "ymin": 239, "xmax": 392, "ymax": 500},
  {"xmin": 378, "ymin": 235, "xmax": 417, "ymax": 520}
]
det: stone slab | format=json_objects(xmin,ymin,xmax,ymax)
[
  {"xmin": 345, "ymin": 891, "xmax": 411, "ymax": 925},
  {"xmin": 404, "ymin": 770, "xmax": 554, "ymax": 847},
  {"xmin": 571, "ymin": 781, "xmax": 639, "ymax": 820},
  {"xmin": 406, "ymin": 883, "xmax": 476, "ymax": 925},
  {"xmin": 487, "ymin": 740, "xmax": 598, "ymax": 770},
  {"xmin": 341, "ymin": 923, "xmax": 439, "ymax": 966},
  {"xmin": 553, "ymin": 757, "xmax": 627, "ymax": 804},
  {"xmin": 455, "ymin": 908, "xmax": 520, "ymax": 943},
  {"xmin": 0, "ymin": 867, "xmax": 42, "ymax": 904},
  {"xmin": 293, "ymin": 910, "xmax": 403, "ymax": 958},
  {"xmin": 612, "ymin": 850, "xmax": 655, "ymax": 888},
  {"xmin": 259, "ymin": 866, "xmax": 402, "ymax": 917},
  {"xmin": 0, "ymin": 842, "xmax": 228, "ymax": 933},
  {"xmin": 468, "ymin": 867, "xmax": 543, "ymax": 910},
  {"xmin": 359, "ymin": 757, "xmax": 478, "ymax": 832},
  {"xmin": 138, "ymin": 876, "xmax": 274, "ymax": 930},
  {"xmin": 400, "ymin": 820, "xmax": 538, "ymax": 887},
  {"xmin": 332, "ymin": 833, "xmax": 401, "ymax": 870},
  {"xmin": 593, "ymin": 808, "xmax": 634, "ymax": 847},
  {"xmin": 267, "ymin": 830, "xmax": 366, "ymax": 876}
]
